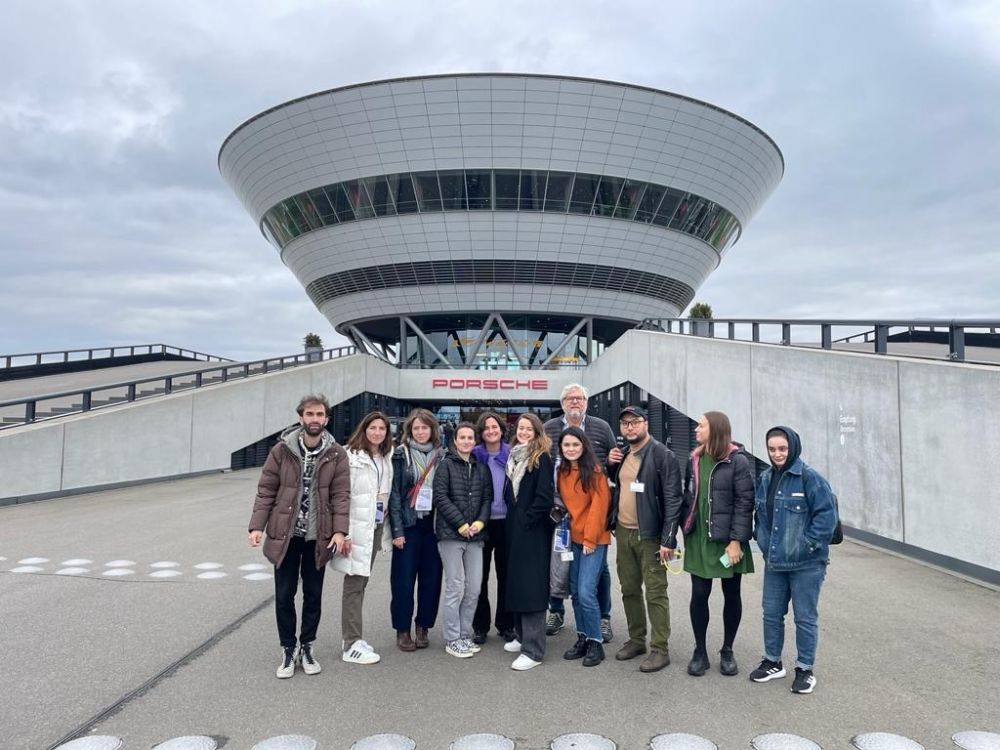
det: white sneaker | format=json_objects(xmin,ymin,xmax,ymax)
[
  {"xmin": 276, "ymin": 647, "xmax": 295, "ymax": 679},
  {"xmin": 446, "ymin": 639, "xmax": 474, "ymax": 658},
  {"xmin": 342, "ymin": 639, "xmax": 381, "ymax": 665},
  {"xmin": 465, "ymin": 638, "xmax": 481, "ymax": 653},
  {"xmin": 503, "ymin": 638, "xmax": 522, "ymax": 653},
  {"xmin": 298, "ymin": 643, "xmax": 322, "ymax": 675},
  {"xmin": 511, "ymin": 654, "xmax": 541, "ymax": 671}
]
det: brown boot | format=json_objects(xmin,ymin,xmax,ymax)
[
  {"xmin": 615, "ymin": 640, "xmax": 647, "ymax": 661},
  {"xmin": 639, "ymin": 650, "xmax": 671, "ymax": 673},
  {"xmin": 397, "ymin": 631, "xmax": 416, "ymax": 652},
  {"xmin": 414, "ymin": 626, "xmax": 430, "ymax": 649}
]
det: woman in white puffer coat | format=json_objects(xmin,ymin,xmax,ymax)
[{"xmin": 331, "ymin": 410, "xmax": 394, "ymax": 665}]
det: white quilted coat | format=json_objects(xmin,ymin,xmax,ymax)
[{"xmin": 329, "ymin": 448, "xmax": 393, "ymax": 577}]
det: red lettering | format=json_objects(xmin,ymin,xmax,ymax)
[
  {"xmin": 465, "ymin": 379, "xmax": 481, "ymax": 389},
  {"xmin": 449, "ymin": 380, "xmax": 464, "ymax": 389},
  {"xmin": 531, "ymin": 380, "xmax": 547, "ymax": 390},
  {"xmin": 483, "ymin": 379, "xmax": 498, "ymax": 389},
  {"xmin": 499, "ymin": 379, "xmax": 514, "ymax": 389},
  {"xmin": 432, "ymin": 379, "xmax": 448, "ymax": 388},
  {"xmin": 514, "ymin": 380, "xmax": 532, "ymax": 389}
]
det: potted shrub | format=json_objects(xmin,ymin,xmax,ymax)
[
  {"xmin": 303, "ymin": 332, "xmax": 324, "ymax": 361},
  {"xmin": 688, "ymin": 302, "xmax": 713, "ymax": 336}
]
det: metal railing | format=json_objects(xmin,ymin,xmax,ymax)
[
  {"xmin": 0, "ymin": 346, "xmax": 357, "ymax": 429},
  {"xmin": 636, "ymin": 318, "xmax": 1000, "ymax": 363},
  {"xmin": 1, "ymin": 344, "xmax": 232, "ymax": 371}
]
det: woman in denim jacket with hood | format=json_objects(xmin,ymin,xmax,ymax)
[{"xmin": 750, "ymin": 426, "xmax": 837, "ymax": 695}]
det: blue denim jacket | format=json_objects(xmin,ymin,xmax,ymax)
[{"xmin": 754, "ymin": 458, "xmax": 837, "ymax": 571}]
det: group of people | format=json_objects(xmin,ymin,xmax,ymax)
[{"xmin": 248, "ymin": 384, "xmax": 838, "ymax": 694}]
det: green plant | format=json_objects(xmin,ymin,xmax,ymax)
[
  {"xmin": 303, "ymin": 332, "xmax": 323, "ymax": 348},
  {"xmin": 688, "ymin": 302, "xmax": 713, "ymax": 319}
]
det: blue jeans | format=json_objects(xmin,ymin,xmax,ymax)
[
  {"xmin": 568, "ymin": 542, "xmax": 608, "ymax": 642},
  {"xmin": 761, "ymin": 563, "xmax": 827, "ymax": 670},
  {"xmin": 550, "ymin": 556, "xmax": 611, "ymax": 618}
]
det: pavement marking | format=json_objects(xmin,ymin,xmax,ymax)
[
  {"xmin": 243, "ymin": 572, "xmax": 273, "ymax": 580},
  {"xmin": 651, "ymin": 733, "xmax": 718, "ymax": 750},
  {"xmin": 150, "ymin": 561, "xmax": 182, "ymax": 568},
  {"xmin": 752, "ymin": 734, "xmax": 822, "ymax": 750},
  {"xmin": 238, "ymin": 563, "xmax": 269, "ymax": 571},
  {"xmin": 552, "ymin": 733, "xmax": 617, "ymax": 750},
  {"xmin": 853, "ymin": 734, "xmax": 925, "ymax": 750},
  {"xmin": 194, "ymin": 562, "xmax": 224, "ymax": 570},
  {"xmin": 56, "ymin": 567, "xmax": 91, "ymax": 576},
  {"xmin": 153, "ymin": 737, "xmax": 218, "ymax": 750},
  {"xmin": 105, "ymin": 560, "xmax": 137, "ymax": 567},
  {"xmin": 150, "ymin": 570, "xmax": 184, "ymax": 578},
  {"xmin": 62, "ymin": 558, "xmax": 93, "ymax": 566},
  {"xmin": 196, "ymin": 571, "xmax": 228, "ymax": 579},
  {"xmin": 252, "ymin": 736, "xmax": 318, "ymax": 750},
  {"xmin": 18, "ymin": 556, "xmax": 50, "ymax": 564},
  {"xmin": 53, "ymin": 736, "xmax": 123, "ymax": 750},
  {"xmin": 11, "ymin": 565, "xmax": 46, "ymax": 573},
  {"xmin": 352, "ymin": 735, "xmax": 416, "ymax": 750},
  {"xmin": 102, "ymin": 569, "xmax": 136, "ymax": 577},
  {"xmin": 953, "ymin": 732, "xmax": 1000, "ymax": 750},
  {"xmin": 451, "ymin": 733, "xmax": 516, "ymax": 750}
]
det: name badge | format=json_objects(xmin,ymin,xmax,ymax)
[
  {"xmin": 415, "ymin": 486, "xmax": 433, "ymax": 511},
  {"xmin": 375, "ymin": 501, "xmax": 385, "ymax": 523},
  {"xmin": 560, "ymin": 550, "xmax": 574, "ymax": 562},
  {"xmin": 630, "ymin": 481, "xmax": 645, "ymax": 493}
]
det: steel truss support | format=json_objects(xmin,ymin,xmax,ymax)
[
  {"xmin": 346, "ymin": 325, "xmax": 391, "ymax": 364},
  {"xmin": 540, "ymin": 317, "xmax": 591, "ymax": 367},
  {"xmin": 402, "ymin": 316, "xmax": 456, "ymax": 370}
]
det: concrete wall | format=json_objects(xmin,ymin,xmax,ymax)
[{"xmin": 584, "ymin": 330, "xmax": 999, "ymax": 573}]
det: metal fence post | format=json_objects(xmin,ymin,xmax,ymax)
[
  {"xmin": 781, "ymin": 323, "xmax": 791, "ymax": 345},
  {"xmin": 949, "ymin": 324, "xmax": 966, "ymax": 361},
  {"xmin": 821, "ymin": 324, "xmax": 832, "ymax": 350},
  {"xmin": 752, "ymin": 322, "xmax": 760, "ymax": 343},
  {"xmin": 875, "ymin": 324, "xmax": 889, "ymax": 354}
]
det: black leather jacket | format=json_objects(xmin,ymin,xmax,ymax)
[{"xmin": 608, "ymin": 437, "xmax": 683, "ymax": 547}]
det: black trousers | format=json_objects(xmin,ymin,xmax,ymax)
[
  {"xmin": 689, "ymin": 572, "xmax": 743, "ymax": 652},
  {"xmin": 473, "ymin": 518, "xmax": 513, "ymax": 635},
  {"xmin": 274, "ymin": 537, "xmax": 326, "ymax": 648}
]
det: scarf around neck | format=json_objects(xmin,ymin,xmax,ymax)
[{"xmin": 506, "ymin": 443, "xmax": 530, "ymax": 500}]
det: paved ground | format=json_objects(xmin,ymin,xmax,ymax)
[{"xmin": 1, "ymin": 471, "xmax": 997, "ymax": 750}]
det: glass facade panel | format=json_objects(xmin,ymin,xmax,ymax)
[
  {"xmin": 307, "ymin": 188, "xmax": 338, "ymax": 224},
  {"xmin": 568, "ymin": 173, "xmax": 600, "ymax": 214},
  {"xmin": 466, "ymin": 171, "xmax": 491, "ymax": 209},
  {"xmin": 387, "ymin": 173, "xmax": 418, "ymax": 215},
  {"xmin": 543, "ymin": 172, "xmax": 573, "ymax": 212},
  {"xmin": 438, "ymin": 171, "xmax": 467, "ymax": 210},
  {"xmin": 364, "ymin": 176, "xmax": 395, "ymax": 217},
  {"xmin": 593, "ymin": 176, "xmax": 625, "ymax": 217},
  {"xmin": 414, "ymin": 172, "xmax": 442, "ymax": 212},
  {"xmin": 634, "ymin": 183, "xmax": 664, "ymax": 223},
  {"xmin": 652, "ymin": 189, "xmax": 683, "ymax": 227},
  {"xmin": 330, "ymin": 184, "xmax": 356, "ymax": 222},
  {"xmin": 614, "ymin": 180, "xmax": 644, "ymax": 220},
  {"xmin": 519, "ymin": 171, "xmax": 547, "ymax": 211},
  {"xmin": 264, "ymin": 169, "xmax": 740, "ymax": 252},
  {"xmin": 494, "ymin": 170, "xmax": 520, "ymax": 210}
]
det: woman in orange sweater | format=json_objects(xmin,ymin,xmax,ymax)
[{"xmin": 556, "ymin": 425, "xmax": 612, "ymax": 667}]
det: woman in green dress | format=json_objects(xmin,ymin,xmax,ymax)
[{"xmin": 681, "ymin": 410, "xmax": 755, "ymax": 677}]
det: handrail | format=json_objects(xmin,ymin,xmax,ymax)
[
  {"xmin": 0, "ymin": 346, "xmax": 357, "ymax": 429},
  {"xmin": 636, "ymin": 318, "xmax": 1000, "ymax": 363},
  {"xmin": 1, "ymin": 343, "xmax": 233, "ymax": 370}
]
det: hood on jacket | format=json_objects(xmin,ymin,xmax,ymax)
[
  {"xmin": 280, "ymin": 425, "xmax": 333, "ymax": 454},
  {"xmin": 471, "ymin": 441, "xmax": 510, "ymax": 465},
  {"xmin": 765, "ymin": 425, "xmax": 801, "ymax": 473}
]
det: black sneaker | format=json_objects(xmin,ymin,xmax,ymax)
[
  {"xmin": 687, "ymin": 649, "xmax": 710, "ymax": 676},
  {"xmin": 719, "ymin": 647, "xmax": 738, "ymax": 676},
  {"xmin": 749, "ymin": 658, "xmax": 786, "ymax": 682},
  {"xmin": 563, "ymin": 634, "xmax": 588, "ymax": 660},
  {"xmin": 472, "ymin": 631, "xmax": 488, "ymax": 645},
  {"xmin": 545, "ymin": 610, "xmax": 565, "ymax": 636},
  {"xmin": 276, "ymin": 646, "xmax": 295, "ymax": 679},
  {"xmin": 501, "ymin": 628, "xmax": 518, "ymax": 643},
  {"xmin": 583, "ymin": 639, "xmax": 605, "ymax": 667},
  {"xmin": 791, "ymin": 667, "xmax": 816, "ymax": 694},
  {"xmin": 600, "ymin": 617, "xmax": 613, "ymax": 643}
]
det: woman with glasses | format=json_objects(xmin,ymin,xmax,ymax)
[
  {"xmin": 680, "ymin": 411, "xmax": 755, "ymax": 677},
  {"xmin": 557, "ymin": 426, "xmax": 612, "ymax": 667},
  {"xmin": 502, "ymin": 413, "xmax": 555, "ymax": 670},
  {"xmin": 388, "ymin": 408, "xmax": 445, "ymax": 652}
]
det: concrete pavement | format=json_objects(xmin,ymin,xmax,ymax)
[{"xmin": 1, "ymin": 471, "xmax": 996, "ymax": 750}]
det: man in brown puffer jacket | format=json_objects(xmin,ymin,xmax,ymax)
[{"xmin": 248, "ymin": 394, "xmax": 350, "ymax": 678}]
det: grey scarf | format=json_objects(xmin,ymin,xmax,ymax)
[{"xmin": 506, "ymin": 443, "xmax": 530, "ymax": 500}]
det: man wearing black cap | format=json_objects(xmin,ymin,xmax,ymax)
[{"xmin": 607, "ymin": 405, "xmax": 682, "ymax": 672}]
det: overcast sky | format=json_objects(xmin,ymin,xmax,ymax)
[{"xmin": 1, "ymin": 0, "xmax": 998, "ymax": 361}]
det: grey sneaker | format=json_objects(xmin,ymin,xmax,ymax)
[
  {"xmin": 545, "ymin": 610, "xmax": 565, "ymax": 636},
  {"xmin": 446, "ymin": 639, "xmax": 474, "ymax": 658},
  {"xmin": 276, "ymin": 646, "xmax": 295, "ymax": 679},
  {"xmin": 600, "ymin": 617, "xmax": 613, "ymax": 643}
]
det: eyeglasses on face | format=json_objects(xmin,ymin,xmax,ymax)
[{"xmin": 620, "ymin": 419, "xmax": 645, "ymax": 427}]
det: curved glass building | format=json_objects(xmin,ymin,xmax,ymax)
[{"xmin": 219, "ymin": 74, "xmax": 783, "ymax": 368}]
